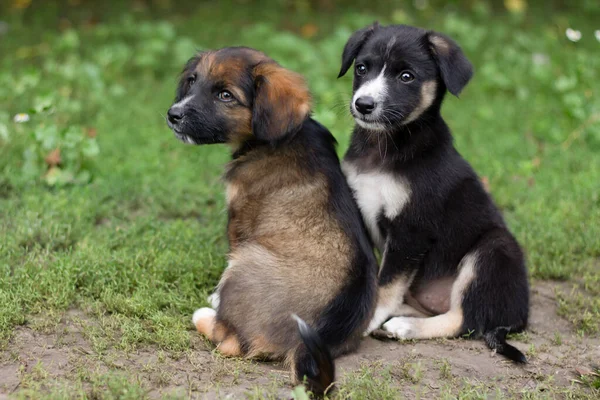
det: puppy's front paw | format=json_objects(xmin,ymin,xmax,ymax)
[{"xmin": 382, "ymin": 317, "xmax": 417, "ymax": 339}]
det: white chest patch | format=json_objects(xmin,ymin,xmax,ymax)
[{"xmin": 342, "ymin": 161, "xmax": 412, "ymax": 250}]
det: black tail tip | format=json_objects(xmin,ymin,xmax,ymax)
[
  {"xmin": 293, "ymin": 315, "xmax": 335, "ymax": 396},
  {"xmin": 499, "ymin": 343, "xmax": 528, "ymax": 364},
  {"xmin": 484, "ymin": 327, "xmax": 528, "ymax": 364}
]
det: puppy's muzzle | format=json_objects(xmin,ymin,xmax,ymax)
[
  {"xmin": 354, "ymin": 96, "xmax": 376, "ymax": 115},
  {"xmin": 167, "ymin": 106, "xmax": 184, "ymax": 127}
]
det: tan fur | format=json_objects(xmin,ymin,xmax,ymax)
[
  {"xmin": 225, "ymin": 106, "xmax": 253, "ymax": 150},
  {"xmin": 188, "ymin": 49, "xmax": 361, "ymax": 372},
  {"xmin": 192, "ymin": 50, "xmax": 311, "ymax": 147},
  {"xmin": 404, "ymin": 80, "xmax": 437, "ymax": 124},
  {"xmin": 430, "ymin": 35, "xmax": 450, "ymax": 55},
  {"xmin": 380, "ymin": 252, "xmax": 478, "ymax": 339},
  {"xmin": 218, "ymin": 335, "xmax": 242, "ymax": 357},
  {"xmin": 365, "ymin": 270, "xmax": 416, "ymax": 334},
  {"xmin": 218, "ymin": 149, "xmax": 353, "ymax": 355},
  {"xmin": 212, "ymin": 320, "xmax": 230, "ymax": 343},
  {"xmin": 253, "ymin": 63, "xmax": 311, "ymax": 141},
  {"xmin": 194, "ymin": 51, "xmax": 215, "ymax": 76},
  {"xmin": 194, "ymin": 313, "xmax": 216, "ymax": 339}
]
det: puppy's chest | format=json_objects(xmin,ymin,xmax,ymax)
[{"xmin": 342, "ymin": 161, "xmax": 411, "ymax": 250}]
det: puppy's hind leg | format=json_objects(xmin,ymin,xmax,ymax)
[
  {"xmin": 193, "ymin": 308, "xmax": 217, "ymax": 339},
  {"xmin": 193, "ymin": 307, "xmax": 243, "ymax": 357},
  {"xmin": 381, "ymin": 253, "xmax": 477, "ymax": 339},
  {"xmin": 461, "ymin": 231, "xmax": 529, "ymax": 362}
]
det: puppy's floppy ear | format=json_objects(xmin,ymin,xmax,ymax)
[
  {"xmin": 427, "ymin": 32, "xmax": 473, "ymax": 97},
  {"xmin": 338, "ymin": 22, "xmax": 379, "ymax": 78},
  {"xmin": 252, "ymin": 62, "xmax": 311, "ymax": 142}
]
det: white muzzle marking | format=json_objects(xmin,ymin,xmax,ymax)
[{"xmin": 352, "ymin": 64, "xmax": 388, "ymax": 127}]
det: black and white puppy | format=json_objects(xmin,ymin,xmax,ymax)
[{"xmin": 338, "ymin": 23, "xmax": 530, "ymax": 362}]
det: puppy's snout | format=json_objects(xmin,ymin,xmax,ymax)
[
  {"xmin": 355, "ymin": 96, "xmax": 376, "ymax": 115},
  {"xmin": 167, "ymin": 107, "xmax": 184, "ymax": 125}
]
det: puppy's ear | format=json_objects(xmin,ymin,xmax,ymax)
[
  {"xmin": 252, "ymin": 62, "xmax": 311, "ymax": 142},
  {"xmin": 338, "ymin": 22, "xmax": 379, "ymax": 78},
  {"xmin": 427, "ymin": 32, "xmax": 473, "ymax": 97}
]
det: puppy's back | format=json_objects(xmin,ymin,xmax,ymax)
[{"xmin": 219, "ymin": 118, "xmax": 376, "ymax": 357}]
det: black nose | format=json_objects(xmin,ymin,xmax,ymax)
[
  {"xmin": 355, "ymin": 96, "xmax": 376, "ymax": 115},
  {"xmin": 167, "ymin": 107, "xmax": 183, "ymax": 125}
]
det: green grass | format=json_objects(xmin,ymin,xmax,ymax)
[{"xmin": 1, "ymin": 0, "xmax": 600, "ymax": 397}]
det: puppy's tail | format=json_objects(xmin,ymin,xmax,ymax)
[
  {"xmin": 292, "ymin": 314, "xmax": 335, "ymax": 396},
  {"xmin": 483, "ymin": 326, "xmax": 527, "ymax": 363}
]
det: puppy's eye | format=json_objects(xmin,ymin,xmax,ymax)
[
  {"xmin": 400, "ymin": 71, "xmax": 415, "ymax": 83},
  {"xmin": 355, "ymin": 64, "xmax": 367, "ymax": 76},
  {"xmin": 187, "ymin": 75, "xmax": 196, "ymax": 85},
  {"xmin": 217, "ymin": 90, "xmax": 234, "ymax": 102}
]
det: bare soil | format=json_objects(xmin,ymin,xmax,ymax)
[{"xmin": 1, "ymin": 281, "xmax": 598, "ymax": 399}]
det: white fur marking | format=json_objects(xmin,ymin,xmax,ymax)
[
  {"xmin": 355, "ymin": 119, "xmax": 386, "ymax": 131},
  {"xmin": 352, "ymin": 64, "xmax": 387, "ymax": 120},
  {"xmin": 382, "ymin": 316, "xmax": 417, "ymax": 338},
  {"xmin": 172, "ymin": 95, "xmax": 195, "ymax": 109},
  {"xmin": 207, "ymin": 292, "xmax": 220, "ymax": 309},
  {"xmin": 192, "ymin": 307, "xmax": 216, "ymax": 325},
  {"xmin": 342, "ymin": 161, "xmax": 411, "ymax": 250},
  {"xmin": 207, "ymin": 260, "xmax": 235, "ymax": 311}
]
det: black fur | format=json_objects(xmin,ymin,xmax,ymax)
[
  {"xmin": 338, "ymin": 22, "xmax": 380, "ymax": 78},
  {"xmin": 294, "ymin": 315, "xmax": 335, "ymax": 395},
  {"xmin": 167, "ymin": 47, "xmax": 378, "ymax": 392},
  {"xmin": 339, "ymin": 24, "xmax": 529, "ymax": 363},
  {"xmin": 427, "ymin": 32, "xmax": 473, "ymax": 96}
]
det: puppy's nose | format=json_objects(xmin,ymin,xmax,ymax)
[
  {"xmin": 355, "ymin": 96, "xmax": 376, "ymax": 115},
  {"xmin": 167, "ymin": 107, "xmax": 184, "ymax": 124}
]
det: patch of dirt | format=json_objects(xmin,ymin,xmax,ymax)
[{"xmin": 1, "ymin": 282, "xmax": 599, "ymax": 399}]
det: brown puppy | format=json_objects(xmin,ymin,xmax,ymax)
[{"xmin": 166, "ymin": 47, "xmax": 377, "ymax": 394}]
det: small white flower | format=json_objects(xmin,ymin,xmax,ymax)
[
  {"xmin": 566, "ymin": 28, "xmax": 582, "ymax": 42},
  {"xmin": 13, "ymin": 113, "xmax": 30, "ymax": 123},
  {"xmin": 595, "ymin": 30, "xmax": 600, "ymax": 42}
]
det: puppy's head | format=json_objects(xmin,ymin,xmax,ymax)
[
  {"xmin": 338, "ymin": 24, "xmax": 473, "ymax": 131},
  {"xmin": 166, "ymin": 47, "xmax": 311, "ymax": 146}
]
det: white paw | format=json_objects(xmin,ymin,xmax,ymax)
[
  {"xmin": 382, "ymin": 317, "xmax": 417, "ymax": 339},
  {"xmin": 192, "ymin": 307, "xmax": 216, "ymax": 325},
  {"xmin": 207, "ymin": 292, "xmax": 220, "ymax": 309}
]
